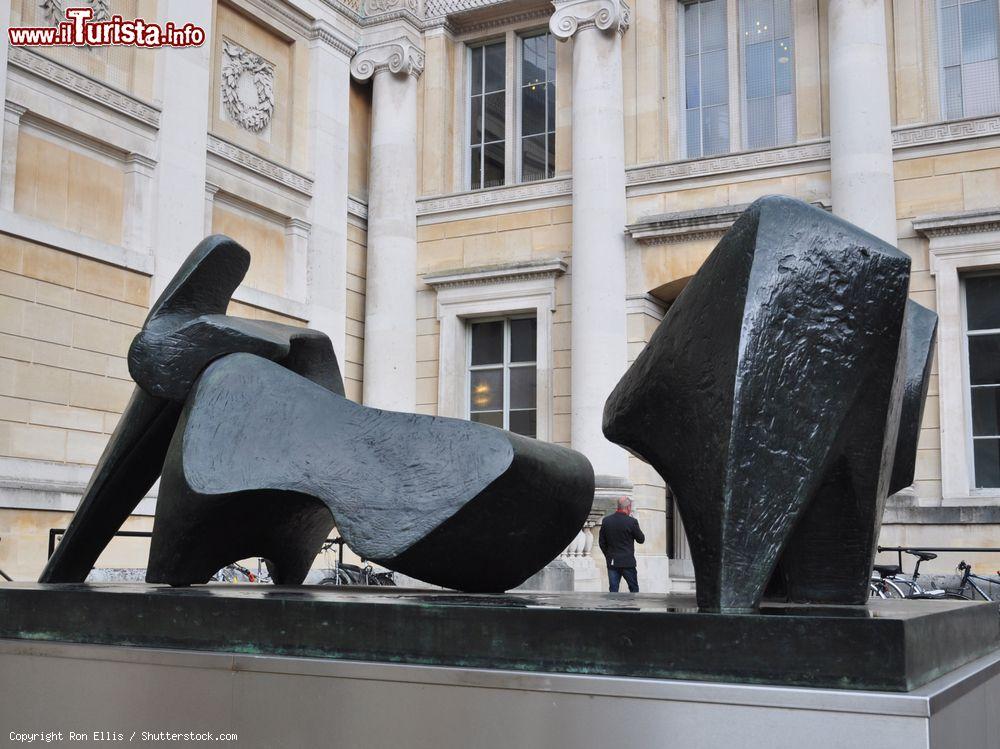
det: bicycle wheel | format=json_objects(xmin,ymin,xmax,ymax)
[{"xmin": 883, "ymin": 579, "xmax": 909, "ymax": 598}]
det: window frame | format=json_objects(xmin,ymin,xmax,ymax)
[
  {"xmin": 515, "ymin": 29, "xmax": 558, "ymax": 184},
  {"xmin": 466, "ymin": 315, "xmax": 539, "ymax": 435},
  {"xmin": 463, "ymin": 26, "xmax": 558, "ymax": 191},
  {"xmin": 935, "ymin": 0, "xmax": 1000, "ymax": 122},
  {"xmin": 737, "ymin": 0, "xmax": 797, "ymax": 150},
  {"xmin": 960, "ymin": 270, "xmax": 1000, "ymax": 489}
]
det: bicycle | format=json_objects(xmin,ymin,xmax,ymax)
[
  {"xmin": 949, "ymin": 561, "xmax": 999, "ymax": 601},
  {"xmin": 212, "ymin": 562, "xmax": 257, "ymax": 583},
  {"xmin": 318, "ymin": 538, "xmax": 356, "ymax": 585},
  {"xmin": 870, "ymin": 548, "xmax": 962, "ymax": 599}
]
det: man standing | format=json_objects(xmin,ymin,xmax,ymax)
[{"xmin": 599, "ymin": 496, "xmax": 645, "ymax": 592}]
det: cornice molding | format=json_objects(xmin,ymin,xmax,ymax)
[
  {"xmin": 627, "ymin": 200, "xmax": 831, "ymax": 245},
  {"xmin": 626, "ymin": 140, "xmax": 830, "ymax": 187},
  {"xmin": 348, "ymin": 195, "xmax": 369, "ymax": 219},
  {"xmin": 549, "ymin": 0, "xmax": 629, "ymax": 39},
  {"xmin": 351, "ymin": 39, "xmax": 425, "ymax": 79},
  {"xmin": 8, "ymin": 47, "xmax": 160, "ymax": 128},
  {"xmin": 425, "ymin": 257, "xmax": 567, "ymax": 289},
  {"xmin": 892, "ymin": 115, "xmax": 1000, "ymax": 149},
  {"xmin": 418, "ymin": 177, "xmax": 572, "ymax": 215},
  {"xmin": 310, "ymin": 19, "xmax": 359, "ymax": 57},
  {"xmin": 913, "ymin": 208, "xmax": 1000, "ymax": 239},
  {"xmin": 207, "ymin": 134, "xmax": 314, "ymax": 196}
]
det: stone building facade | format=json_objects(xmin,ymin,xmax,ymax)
[{"xmin": 0, "ymin": 0, "xmax": 998, "ymax": 591}]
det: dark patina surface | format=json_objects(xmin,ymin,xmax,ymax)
[{"xmin": 0, "ymin": 584, "xmax": 995, "ymax": 692}]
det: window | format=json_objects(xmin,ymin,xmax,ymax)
[
  {"xmin": 519, "ymin": 32, "xmax": 556, "ymax": 182},
  {"xmin": 469, "ymin": 317, "xmax": 538, "ymax": 437},
  {"xmin": 740, "ymin": 0, "xmax": 795, "ymax": 149},
  {"xmin": 965, "ymin": 273, "xmax": 1000, "ymax": 488},
  {"xmin": 469, "ymin": 40, "xmax": 506, "ymax": 190},
  {"xmin": 938, "ymin": 0, "xmax": 1000, "ymax": 120},
  {"xmin": 683, "ymin": 0, "xmax": 729, "ymax": 158},
  {"xmin": 467, "ymin": 31, "xmax": 557, "ymax": 190}
]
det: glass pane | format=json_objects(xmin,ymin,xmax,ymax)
[
  {"xmin": 685, "ymin": 54, "xmax": 701, "ymax": 109},
  {"xmin": 522, "ymin": 35, "xmax": 546, "ymax": 85},
  {"xmin": 470, "ymin": 145, "xmax": 482, "ymax": 190},
  {"xmin": 509, "ymin": 409, "xmax": 537, "ymax": 438},
  {"xmin": 775, "ymin": 37, "xmax": 794, "ymax": 95},
  {"xmin": 547, "ymin": 83, "xmax": 556, "ymax": 133},
  {"xmin": 745, "ymin": 0, "xmax": 774, "ymax": 42},
  {"xmin": 484, "ymin": 91, "xmax": 505, "ymax": 143},
  {"xmin": 972, "ymin": 385, "xmax": 1000, "ymax": 436},
  {"xmin": 545, "ymin": 132, "xmax": 555, "ymax": 179},
  {"xmin": 773, "ymin": 0, "xmax": 793, "ymax": 38},
  {"xmin": 973, "ymin": 437, "xmax": 1000, "ymax": 487},
  {"xmin": 701, "ymin": 0, "xmax": 727, "ymax": 51},
  {"xmin": 510, "ymin": 367, "xmax": 537, "ymax": 410},
  {"xmin": 686, "ymin": 107, "xmax": 702, "ymax": 158},
  {"xmin": 510, "ymin": 318, "xmax": 537, "ymax": 361},
  {"xmin": 775, "ymin": 93, "xmax": 795, "ymax": 144},
  {"xmin": 746, "ymin": 96, "xmax": 775, "ymax": 149},
  {"xmin": 521, "ymin": 135, "xmax": 547, "ymax": 182},
  {"xmin": 702, "ymin": 49, "xmax": 728, "ymax": 106},
  {"xmin": 471, "ymin": 411, "xmax": 503, "ymax": 428},
  {"xmin": 470, "ymin": 95, "xmax": 482, "ymax": 144},
  {"xmin": 484, "ymin": 142, "xmax": 505, "ymax": 188},
  {"xmin": 944, "ymin": 66, "xmax": 964, "ymax": 119},
  {"xmin": 703, "ymin": 104, "xmax": 729, "ymax": 155},
  {"xmin": 969, "ymin": 333, "xmax": 1000, "ymax": 385},
  {"xmin": 961, "ymin": 0, "xmax": 998, "ymax": 63},
  {"xmin": 485, "ymin": 41, "xmax": 506, "ymax": 93},
  {"xmin": 522, "ymin": 82, "xmax": 546, "ymax": 135},
  {"xmin": 746, "ymin": 41, "xmax": 775, "ymax": 99},
  {"xmin": 471, "ymin": 46, "xmax": 483, "ymax": 96},
  {"xmin": 962, "ymin": 59, "xmax": 1000, "ymax": 116},
  {"xmin": 471, "ymin": 320, "xmax": 503, "ymax": 365},
  {"xmin": 470, "ymin": 369, "xmax": 503, "ymax": 412},
  {"xmin": 684, "ymin": 3, "xmax": 700, "ymax": 55},
  {"xmin": 966, "ymin": 275, "xmax": 1000, "ymax": 330},
  {"xmin": 940, "ymin": 6, "xmax": 961, "ymax": 68}
]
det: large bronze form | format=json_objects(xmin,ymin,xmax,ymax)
[
  {"xmin": 603, "ymin": 196, "xmax": 937, "ymax": 613},
  {"xmin": 40, "ymin": 236, "xmax": 594, "ymax": 591}
]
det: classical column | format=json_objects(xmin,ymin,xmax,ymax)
[
  {"xmin": 307, "ymin": 21, "xmax": 356, "ymax": 362},
  {"xmin": 351, "ymin": 40, "xmax": 424, "ymax": 412},
  {"xmin": 151, "ymin": 0, "xmax": 214, "ymax": 297},
  {"xmin": 828, "ymin": 0, "xmax": 896, "ymax": 245},
  {"xmin": 551, "ymin": 0, "xmax": 632, "ymax": 499}
]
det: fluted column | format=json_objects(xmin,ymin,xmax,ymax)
[
  {"xmin": 551, "ymin": 0, "xmax": 631, "ymax": 497},
  {"xmin": 829, "ymin": 0, "xmax": 896, "ymax": 245},
  {"xmin": 351, "ymin": 40, "xmax": 424, "ymax": 412}
]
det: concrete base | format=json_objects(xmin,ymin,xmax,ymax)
[{"xmin": 1, "ymin": 639, "xmax": 997, "ymax": 748}]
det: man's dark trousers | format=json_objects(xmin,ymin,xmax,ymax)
[{"xmin": 608, "ymin": 566, "xmax": 639, "ymax": 592}]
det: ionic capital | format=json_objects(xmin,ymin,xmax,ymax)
[
  {"xmin": 549, "ymin": 0, "xmax": 630, "ymax": 39},
  {"xmin": 350, "ymin": 39, "xmax": 425, "ymax": 81}
]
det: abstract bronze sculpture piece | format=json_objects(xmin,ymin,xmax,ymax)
[
  {"xmin": 604, "ymin": 196, "xmax": 937, "ymax": 613},
  {"xmin": 41, "ymin": 236, "xmax": 594, "ymax": 591}
]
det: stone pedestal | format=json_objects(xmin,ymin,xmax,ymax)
[{"xmin": 0, "ymin": 585, "xmax": 998, "ymax": 749}]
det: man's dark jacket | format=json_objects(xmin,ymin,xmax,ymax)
[{"xmin": 599, "ymin": 511, "xmax": 645, "ymax": 568}]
